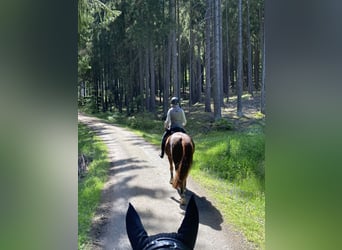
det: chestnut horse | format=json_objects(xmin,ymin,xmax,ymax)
[{"xmin": 165, "ymin": 132, "xmax": 195, "ymax": 205}]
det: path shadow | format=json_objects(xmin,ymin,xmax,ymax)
[
  {"xmin": 90, "ymin": 173, "xmax": 170, "ymax": 249},
  {"xmin": 172, "ymin": 189, "xmax": 223, "ymax": 231},
  {"xmin": 107, "ymin": 157, "xmax": 149, "ymax": 175}
]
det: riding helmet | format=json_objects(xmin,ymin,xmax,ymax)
[{"xmin": 171, "ymin": 97, "xmax": 179, "ymax": 105}]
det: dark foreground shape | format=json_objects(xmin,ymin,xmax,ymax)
[{"xmin": 126, "ymin": 195, "xmax": 199, "ymax": 250}]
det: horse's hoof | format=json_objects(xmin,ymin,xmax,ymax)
[
  {"xmin": 169, "ymin": 179, "xmax": 173, "ymax": 184},
  {"xmin": 180, "ymin": 197, "xmax": 186, "ymax": 205}
]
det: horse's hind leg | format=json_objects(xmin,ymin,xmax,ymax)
[
  {"xmin": 179, "ymin": 181, "xmax": 187, "ymax": 205},
  {"xmin": 168, "ymin": 156, "xmax": 173, "ymax": 184},
  {"xmin": 169, "ymin": 169, "xmax": 173, "ymax": 184},
  {"xmin": 180, "ymin": 194, "xmax": 186, "ymax": 205}
]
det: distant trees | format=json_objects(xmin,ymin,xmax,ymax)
[{"xmin": 78, "ymin": 0, "xmax": 266, "ymax": 117}]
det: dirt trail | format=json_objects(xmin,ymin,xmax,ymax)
[{"xmin": 78, "ymin": 113, "xmax": 255, "ymax": 250}]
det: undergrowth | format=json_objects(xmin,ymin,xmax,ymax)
[
  {"xmin": 78, "ymin": 123, "xmax": 110, "ymax": 249},
  {"xmin": 194, "ymin": 131, "xmax": 265, "ymax": 188},
  {"xmin": 192, "ymin": 130, "xmax": 265, "ymax": 248}
]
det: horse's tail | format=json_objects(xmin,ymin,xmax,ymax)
[{"xmin": 172, "ymin": 138, "xmax": 194, "ymax": 189}]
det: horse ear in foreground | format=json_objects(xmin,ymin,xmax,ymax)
[
  {"xmin": 126, "ymin": 195, "xmax": 199, "ymax": 250},
  {"xmin": 165, "ymin": 132, "xmax": 195, "ymax": 205}
]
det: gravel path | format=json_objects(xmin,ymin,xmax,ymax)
[{"xmin": 78, "ymin": 113, "xmax": 255, "ymax": 250}]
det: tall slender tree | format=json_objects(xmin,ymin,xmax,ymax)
[
  {"xmin": 237, "ymin": 0, "xmax": 243, "ymax": 117},
  {"xmin": 149, "ymin": 41, "xmax": 156, "ymax": 112},
  {"xmin": 189, "ymin": 0, "xmax": 194, "ymax": 105},
  {"xmin": 218, "ymin": 0, "xmax": 224, "ymax": 106},
  {"xmin": 164, "ymin": 33, "xmax": 172, "ymax": 115},
  {"xmin": 224, "ymin": 0, "xmax": 231, "ymax": 103},
  {"xmin": 170, "ymin": 0, "xmax": 179, "ymax": 98},
  {"xmin": 260, "ymin": 5, "xmax": 266, "ymax": 114},
  {"xmin": 145, "ymin": 46, "xmax": 150, "ymax": 111},
  {"xmin": 204, "ymin": 0, "xmax": 212, "ymax": 112},
  {"xmin": 213, "ymin": 0, "xmax": 222, "ymax": 120},
  {"xmin": 246, "ymin": 0, "xmax": 254, "ymax": 97}
]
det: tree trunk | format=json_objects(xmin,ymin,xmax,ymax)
[
  {"xmin": 171, "ymin": 0, "xmax": 179, "ymax": 98},
  {"xmin": 164, "ymin": 35, "xmax": 171, "ymax": 115},
  {"xmin": 127, "ymin": 48, "xmax": 134, "ymax": 114},
  {"xmin": 246, "ymin": 0, "xmax": 254, "ymax": 97},
  {"xmin": 189, "ymin": 9, "xmax": 194, "ymax": 105},
  {"xmin": 218, "ymin": 0, "xmax": 224, "ymax": 106},
  {"xmin": 254, "ymin": 43, "xmax": 260, "ymax": 90},
  {"xmin": 204, "ymin": 0, "xmax": 211, "ymax": 112},
  {"xmin": 145, "ymin": 46, "xmax": 150, "ymax": 111},
  {"xmin": 225, "ymin": 0, "xmax": 230, "ymax": 103},
  {"xmin": 139, "ymin": 46, "xmax": 144, "ymax": 112},
  {"xmin": 213, "ymin": 0, "xmax": 222, "ymax": 120},
  {"xmin": 237, "ymin": 0, "xmax": 243, "ymax": 117},
  {"xmin": 260, "ymin": 6, "xmax": 266, "ymax": 114},
  {"xmin": 197, "ymin": 42, "xmax": 202, "ymax": 103},
  {"xmin": 158, "ymin": 49, "xmax": 163, "ymax": 104},
  {"xmin": 177, "ymin": 0, "xmax": 181, "ymax": 99},
  {"xmin": 149, "ymin": 41, "xmax": 156, "ymax": 112}
]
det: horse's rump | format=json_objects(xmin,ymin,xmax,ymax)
[{"xmin": 166, "ymin": 132, "xmax": 195, "ymax": 190}]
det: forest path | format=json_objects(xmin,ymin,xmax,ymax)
[{"xmin": 78, "ymin": 113, "xmax": 255, "ymax": 250}]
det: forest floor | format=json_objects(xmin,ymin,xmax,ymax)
[{"xmin": 183, "ymin": 93, "xmax": 265, "ymax": 134}]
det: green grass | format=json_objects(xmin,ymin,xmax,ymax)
[
  {"xmin": 88, "ymin": 111, "xmax": 164, "ymax": 146},
  {"xmin": 191, "ymin": 168, "xmax": 265, "ymax": 249},
  {"xmin": 192, "ymin": 130, "xmax": 265, "ymax": 249},
  {"xmin": 79, "ymin": 109, "xmax": 265, "ymax": 249},
  {"xmin": 78, "ymin": 123, "xmax": 110, "ymax": 249},
  {"xmin": 194, "ymin": 131, "xmax": 265, "ymax": 185}
]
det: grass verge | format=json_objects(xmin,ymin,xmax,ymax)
[
  {"xmin": 191, "ymin": 169, "xmax": 265, "ymax": 249},
  {"xmin": 191, "ymin": 130, "xmax": 265, "ymax": 249},
  {"xmin": 78, "ymin": 123, "xmax": 110, "ymax": 249}
]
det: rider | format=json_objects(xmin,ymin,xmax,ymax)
[{"xmin": 159, "ymin": 96, "xmax": 187, "ymax": 158}]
